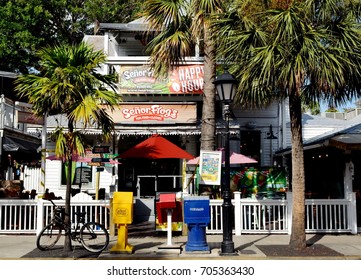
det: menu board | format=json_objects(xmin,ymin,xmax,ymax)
[{"xmin": 73, "ymin": 167, "xmax": 92, "ymax": 184}]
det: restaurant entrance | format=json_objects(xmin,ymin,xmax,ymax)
[{"xmin": 116, "ymin": 135, "xmax": 188, "ymax": 197}]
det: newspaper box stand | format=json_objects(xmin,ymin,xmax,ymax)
[
  {"xmin": 156, "ymin": 193, "xmax": 180, "ymax": 247},
  {"xmin": 183, "ymin": 196, "xmax": 210, "ymax": 252},
  {"xmin": 110, "ymin": 192, "xmax": 134, "ymax": 253}
]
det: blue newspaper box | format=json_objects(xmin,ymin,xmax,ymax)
[{"xmin": 183, "ymin": 196, "xmax": 210, "ymax": 252}]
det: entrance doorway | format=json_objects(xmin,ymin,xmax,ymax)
[
  {"xmin": 240, "ymin": 130, "xmax": 261, "ymax": 164},
  {"xmin": 116, "ymin": 136, "xmax": 183, "ymax": 197}
]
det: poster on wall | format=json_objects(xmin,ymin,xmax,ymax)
[{"xmin": 199, "ymin": 150, "xmax": 222, "ymax": 186}]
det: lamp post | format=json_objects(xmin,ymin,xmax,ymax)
[{"xmin": 214, "ymin": 70, "xmax": 238, "ymax": 255}]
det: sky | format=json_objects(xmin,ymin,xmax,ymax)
[{"xmin": 320, "ymin": 97, "xmax": 358, "ymax": 112}]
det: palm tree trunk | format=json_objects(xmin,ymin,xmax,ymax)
[
  {"xmin": 64, "ymin": 121, "xmax": 74, "ymax": 252},
  {"xmin": 64, "ymin": 159, "xmax": 73, "ymax": 252},
  {"xmin": 200, "ymin": 23, "xmax": 216, "ymax": 151},
  {"xmin": 289, "ymin": 79, "xmax": 306, "ymax": 250}
]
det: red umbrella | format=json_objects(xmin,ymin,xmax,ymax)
[
  {"xmin": 116, "ymin": 134, "xmax": 194, "ymax": 159},
  {"xmin": 187, "ymin": 148, "xmax": 257, "ymax": 165}
]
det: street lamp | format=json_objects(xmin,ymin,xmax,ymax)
[{"xmin": 214, "ymin": 70, "xmax": 238, "ymax": 255}]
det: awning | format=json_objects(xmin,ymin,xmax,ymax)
[
  {"xmin": 37, "ymin": 124, "xmax": 240, "ymax": 136},
  {"xmin": 99, "ymin": 18, "xmax": 155, "ymax": 32},
  {"xmin": 2, "ymin": 136, "xmax": 41, "ymax": 152}
]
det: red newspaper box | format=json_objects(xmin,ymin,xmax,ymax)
[{"xmin": 156, "ymin": 193, "xmax": 176, "ymax": 223}]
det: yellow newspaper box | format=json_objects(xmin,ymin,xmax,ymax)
[{"xmin": 112, "ymin": 192, "xmax": 133, "ymax": 224}]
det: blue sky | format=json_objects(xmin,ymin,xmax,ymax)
[{"xmin": 320, "ymin": 97, "xmax": 358, "ymax": 112}]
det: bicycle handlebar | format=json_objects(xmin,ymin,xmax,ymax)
[{"xmin": 44, "ymin": 198, "xmax": 56, "ymax": 207}]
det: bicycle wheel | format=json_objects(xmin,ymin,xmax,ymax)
[
  {"xmin": 36, "ymin": 223, "xmax": 62, "ymax": 251},
  {"xmin": 80, "ymin": 222, "xmax": 109, "ymax": 253}
]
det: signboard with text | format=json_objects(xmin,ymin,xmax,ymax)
[
  {"xmin": 119, "ymin": 65, "xmax": 204, "ymax": 94},
  {"xmin": 199, "ymin": 150, "xmax": 222, "ymax": 186},
  {"xmin": 73, "ymin": 167, "xmax": 92, "ymax": 184},
  {"xmin": 106, "ymin": 103, "xmax": 197, "ymax": 124},
  {"xmin": 92, "ymin": 146, "xmax": 110, "ymax": 154},
  {"xmin": 18, "ymin": 111, "xmax": 44, "ymax": 125}
]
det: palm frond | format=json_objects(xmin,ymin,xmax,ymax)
[
  {"xmin": 15, "ymin": 42, "xmax": 120, "ymax": 160},
  {"xmin": 214, "ymin": 0, "xmax": 361, "ymax": 109}
]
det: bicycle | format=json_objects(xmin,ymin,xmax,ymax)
[{"xmin": 36, "ymin": 199, "xmax": 109, "ymax": 253}]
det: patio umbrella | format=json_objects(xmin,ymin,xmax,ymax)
[
  {"xmin": 187, "ymin": 148, "xmax": 257, "ymax": 165},
  {"xmin": 116, "ymin": 134, "xmax": 194, "ymax": 159}
]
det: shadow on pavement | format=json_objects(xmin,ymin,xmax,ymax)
[{"xmin": 21, "ymin": 245, "xmax": 100, "ymax": 259}]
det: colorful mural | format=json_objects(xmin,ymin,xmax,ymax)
[
  {"xmin": 197, "ymin": 167, "xmax": 287, "ymax": 199},
  {"xmin": 232, "ymin": 167, "xmax": 287, "ymax": 198}
]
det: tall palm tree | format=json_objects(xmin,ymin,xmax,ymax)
[
  {"xmin": 15, "ymin": 42, "xmax": 121, "ymax": 251},
  {"xmin": 142, "ymin": 0, "xmax": 225, "ymax": 151},
  {"xmin": 214, "ymin": 0, "xmax": 361, "ymax": 250}
]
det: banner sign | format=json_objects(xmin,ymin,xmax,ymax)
[
  {"xmin": 92, "ymin": 146, "xmax": 110, "ymax": 154},
  {"xmin": 108, "ymin": 103, "xmax": 197, "ymax": 124},
  {"xmin": 18, "ymin": 111, "xmax": 44, "ymax": 125},
  {"xmin": 199, "ymin": 150, "xmax": 222, "ymax": 186},
  {"xmin": 119, "ymin": 65, "xmax": 204, "ymax": 94}
]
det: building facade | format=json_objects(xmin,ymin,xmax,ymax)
[
  {"xmin": 1, "ymin": 20, "xmax": 359, "ymax": 229},
  {"xmin": 0, "ymin": 71, "xmax": 42, "ymax": 197},
  {"xmin": 30, "ymin": 20, "xmax": 288, "ymax": 206}
]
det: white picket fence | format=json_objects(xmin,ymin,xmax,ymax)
[
  {"xmin": 0, "ymin": 199, "xmax": 111, "ymax": 235},
  {"xmin": 0, "ymin": 192, "xmax": 357, "ymax": 235},
  {"xmin": 207, "ymin": 193, "xmax": 291, "ymax": 234},
  {"xmin": 226, "ymin": 192, "xmax": 356, "ymax": 235}
]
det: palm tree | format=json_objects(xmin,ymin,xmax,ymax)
[
  {"xmin": 15, "ymin": 42, "xmax": 121, "ymax": 251},
  {"xmin": 214, "ymin": 0, "xmax": 361, "ymax": 250},
  {"xmin": 142, "ymin": 0, "xmax": 226, "ymax": 151}
]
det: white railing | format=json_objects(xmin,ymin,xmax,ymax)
[
  {"xmin": 36, "ymin": 199, "xmax": 111, "ymax": 235},
  {"xmin": 0, "ymin": 200, "xmax": 38, "ymax": 233},
  {"xmin": 238, "ymin": 198, "xmax": 288, "ymax": 234},
  {"xmin": 206, "ymin": 192, "xmax": 357, "ymax": 235},
  {"xmin": 0, "ymin": 199, "xmax": 111, "ymax": 235},
  {"xmin": 0, "ymin": 95, "xmax": 29, "ymax": 131},
  {"xmin": 207, "ymin": 193, "xmax": 289, "ymax": 234},
  {"xmin": 304, "ymin": 194, "xmax": 357, "ymax": 234},
  {"xmin": 0, "ymin": 192, "xmax": 357, "ymax": 235},
  {"xmin": 208, "ymin": 199, "xmax": 223, "ymax": 233}
]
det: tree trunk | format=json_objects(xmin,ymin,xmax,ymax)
[
  {"xmin": 63, "ymin": 158, "xmax": 73, "ymax": 252},
  {"xmin": 200, "ymin": 23, "xmax": 216, "ymax": 151},
  {"xmin": 288, "ymin": 80, "xmax": 306, "ymax": 250},
  {"xmin": 64, "ymin": 121, "xmax": 74, "ymax": 252}
]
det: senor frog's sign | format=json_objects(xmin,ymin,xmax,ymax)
[{"xmin": 106, "ymin": 103, "xmax": 197, "ymax": 124}]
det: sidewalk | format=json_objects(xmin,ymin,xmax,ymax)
[
  {"xmin": 99, "ymin": 231, "xmax": 361, "ymax": 260},
  {"xmin": 1, "ymin": 223, "xmax": 361, "ymax": 259}
]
